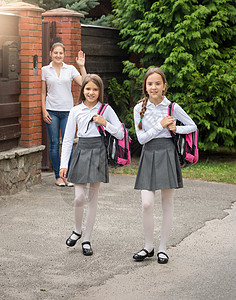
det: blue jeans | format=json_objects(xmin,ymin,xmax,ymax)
[{"xmin": 45, "ymin": 110, "xmax": 72, "ymax": 179}]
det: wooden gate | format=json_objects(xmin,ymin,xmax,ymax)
[{"xmin": 0, "ymin": 12, "xmax": 21, "ymax": 152}]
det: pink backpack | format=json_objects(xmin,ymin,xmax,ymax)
[
  {"xmin": 168, "ymin": 102, "xmax": 199, "ymax": 168},
  {"xmin": 97, "ymin": 104, "xmax": 131, "ymax": 166}
]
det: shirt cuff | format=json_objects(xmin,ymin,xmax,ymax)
[{"xmin": 154, "ymin": 122, "xmax": 163, "ymax": 132}]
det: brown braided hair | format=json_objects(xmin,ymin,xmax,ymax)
[{"xmin": 138, "ymin": 68, "xmax": 167, "ymax": 130}]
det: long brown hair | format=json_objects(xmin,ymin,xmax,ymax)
[
  {"xmin": 138, "ymin": 68, "xmax": 167, "ymax": 130},
  {"xmin": 78, "ymin": 74, "xmax": 104, "ymax": 104}
]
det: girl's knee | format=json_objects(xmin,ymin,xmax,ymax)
[
  {"xmin": 74, "ymin": 185, "xmax": 86, "ymax": 207},
  {"xmin": 74, "ymin": 194, "xmax": 85, "ymax": 207},
  {"xmin": 142, "ymin": 199, "xmax": 153, "ymax": 210}
]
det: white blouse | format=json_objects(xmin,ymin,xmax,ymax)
[
  {"xmin": 41, "ymin": 62, "xmax": 80, "ymax": 111},
  {"xmin": 134, "ymin": 97, "xmax": 197, "ymax": 145},
  {"xmin": 60, "ymin": 101, "xmax": 124, "ymax": 169}
]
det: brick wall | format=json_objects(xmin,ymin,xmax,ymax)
[
  {"xmin": 0, "ymin": 2, "xmax": 44, "ymax": 148},
  {"xmin": 19, "ymin": 9, "xmax": 43, "ymax": 147}
]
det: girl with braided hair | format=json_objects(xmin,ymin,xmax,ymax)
[{"xmin": 133, "ymin": 68, "xmax": 197, "ymax": 263}]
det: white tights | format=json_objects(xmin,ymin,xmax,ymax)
[
  {"xmin": 141, "ymin": 189, "xmax": 174, "ymax": 254},
  {"xmin": 70, "ymin": 182, "xmax": 100, "ymax": 244}
]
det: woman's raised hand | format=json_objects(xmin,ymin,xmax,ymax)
[{"xmin": 76, "ymin": 50, "xmax": 85, "ymax": 67}]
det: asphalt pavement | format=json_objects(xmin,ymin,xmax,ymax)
[{"xmin": 0, "ymin": 172, "xmax": 235, "ymax": 300}]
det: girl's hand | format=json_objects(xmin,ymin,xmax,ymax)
[
  {"xmin": 160, "ymin": 116, "xmax": 174, "ymax": 128},
  {"xmin": 93, "ymin": 114, "xmax": 107, "ymax": 127},
  {"xmin": 43, "ymin": 110, "xmax": 52, "ymax": 124},
  {"xmin": 75, "ymin": 50, "xmax": 85, "ymax": 67},
  {"xmin": 59, "ymin": 168, "xmax": 67, "ymax": 179},
  {"xmin": 168, "ymin": 122, "xmax": 176, "ymax": 132}
]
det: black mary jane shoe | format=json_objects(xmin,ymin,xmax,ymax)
[
  {"xmin": 157, "ymin": 252, "xmax": 169, "ymax": 264},
  {"xmin": 82, "ymin": 241, "xmax": 93, "ymax": 256},
  {"xmin": 66, "ymin": 231, "xmax": 81, "ymax": 247},
  {"xmin": 133, "ymin": 248, "xmax": 154, "ymax": 261}
]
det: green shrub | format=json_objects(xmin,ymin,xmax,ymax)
[{"xmin": 111, "ymin": 0, "xmax": 236, "ymax": 150}]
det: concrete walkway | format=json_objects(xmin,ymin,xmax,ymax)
[{"xmin": 0, "ymin": 173, "xmax": 235, "ymax": 300}]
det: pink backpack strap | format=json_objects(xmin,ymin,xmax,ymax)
[
  {"xmin": 97, "ymin": 103, "xmax": 108, "ymax": 115},
  {"xmin": 97, "ymin": 104, "xmax": 108, "ymax": 135},
  {"xmin": 168, "ymin": 102, "xmax": 175, "ymax": 116}
]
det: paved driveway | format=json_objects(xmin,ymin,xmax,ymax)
[{"xmin": 0, "ymin": 173, "xmax": 235, "ymax": 300}]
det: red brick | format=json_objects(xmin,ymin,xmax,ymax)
[
  {"xmin": 21, "ymin": 101, "xmax": 39, "ymax": 108},
  {"xmin": 21, "ymin": 82, "xmax": 30, "ymax": 89},
  {"xmin": 33, "ymin": 107, "xmax": 42, "ymax": 114},
  {"xmin": 57, "ymin": 22, "xmax": 73, "ymax": 28},
  {"xmin": 20, "ymin": 69, "xmax": 34, "ymax": 76},
  {"xmin": 21, "ymin": 114, "xmax": 41, "ymax": 121},
  {"xmin": 19, "ymin": 23, "xmax": 33, "ymax": 30},
  {"xmin": 33, "ymin": 82, "xmax": 42, "ymax": 88},
  {"xmin": 20, "ymin": 49, "xmax": 37, "ymax": 56},
  {"xmin": 19, "ymin": 30, "xmax": 32, "ymax": 36},
  {"xmin": 32, "ymin": 132, "xmax": 42, "ymax": 139},
  {"xmin": 21, "ymin": 127, "xmax": 37, "ymax": 135},
  {"xmin": 33, "ymin": 44, "xmax": 42, "ymax": 50},
  {"xmin": 32, "ymin": 31, "xmax": 42, "ymax": 37},
  {"xmin": 61, "ymin": 28, "xmax": 73, "ymax": 34},
  {"xmin": 74, "ymin": 23, "xmax": 81, "ymax": 28},
  {"xmin": 19, "ymin": 138, "xmax": 41, "ymax": 147}
]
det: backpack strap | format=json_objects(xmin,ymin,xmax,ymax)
[
  {"xmin": 96, "ymin": 104, "xmax": 108, "ymax": 136},
  {"xmin": 168, "ymin": 102, "xmax": 177, "ymax": 136},
  {"xmin": 84, "ymin": 103, "xmax": 108, "ymax": 134},
  {"xmin": 98, "ymin": 103, "xmax": 108, "ymax": 116},
  {"xmin": 168, "ymin": 101, "xmax": 175, "ymax": 116}
]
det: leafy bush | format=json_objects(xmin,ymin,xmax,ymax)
[{"xmin": 112, "ymin": 0, "xmax": 236, "ymax": 150}]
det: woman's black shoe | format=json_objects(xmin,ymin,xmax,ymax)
[
  {"xmin": 66, "ymin": 231, "xmax": 81, "ymax": 247},
  {"xmin": 82, "ymin": 241, "xmax": 93, "ymax": 256},
  {"xmin": 133, "ymin": 248, "xmax": 154, "ymax": 261},
  {"xmin": 157, "ymin": 252, "xmax": 169, "ymax": 264}
]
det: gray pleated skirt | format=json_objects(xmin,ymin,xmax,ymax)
[
  {"xmin": 68, "ymin": 137, "xmax": 109, "ymax": 184},
  {"xmin": 134, "ymin": 138, "xmax": 183, "ymax": 191}
]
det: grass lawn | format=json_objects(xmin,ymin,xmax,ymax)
[{"xmin": 109, "ymin": 154, "xmax": 236, "ymax": 185}]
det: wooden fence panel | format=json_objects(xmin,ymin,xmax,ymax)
[{"xmin": 81, "ymin": 24, "xmax": 127, "ymax": 99}]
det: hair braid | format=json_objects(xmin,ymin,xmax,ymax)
[{"xmin": 138, "ymin": 97, "xmax": 148, "ymax": 130}]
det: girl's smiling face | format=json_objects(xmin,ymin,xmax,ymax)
[
  {"xmin": 146, "ymin": 73, "xmax": 167, "ymax": 104},
  {"xmin": 50, "ymin": 46, "xmax": 65, "ymax": 65},
  {"xmin": 83, "ymin": 81, "xmax": 100, "ymax": 108}
]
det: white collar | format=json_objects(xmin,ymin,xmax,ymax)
[
  {"xmin": 49, "ymin": 61, "xmax": 67, "ymax": 69},
  {"xmin": 147, "ymin": 96, "xmax": 170, "ymax": 107},
  {"xmin": 81, "ymin": 101, "xmax": 102, "ymax": 111}
]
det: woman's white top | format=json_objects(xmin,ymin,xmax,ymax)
[
  {"xmin": 134, "ymin": 96, "xmax": 197, "ymax": 145},
  {"xmin": 60, "ymin": 101, "xmax": 124, "ymax": 169},
  {"xmin": 41, "ymin": 62, "xmax": 80, "ymax": 111}
]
